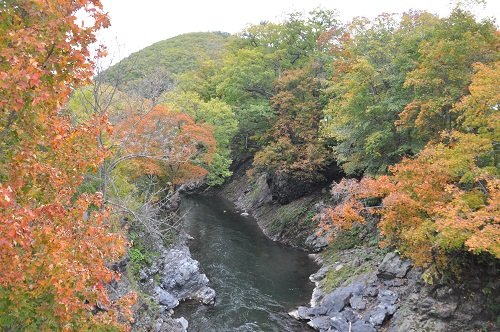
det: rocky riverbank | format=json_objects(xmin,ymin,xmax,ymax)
[
  {"xmin": 291, "ymin": 243, "xmax": 499, "ymax": 332},
  {"xmin": 108, "ymin": 225, "xmax": 215, "ymax": 331},
  {"xmin": 218, "ymin": 161, "xmax": 500, "ymax": 332}
]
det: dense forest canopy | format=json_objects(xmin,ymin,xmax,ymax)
[{"xmin": 0, "ymin": 0, "xmax": 498, "ymax": 330}]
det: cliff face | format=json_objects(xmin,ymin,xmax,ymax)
[
  {"xmin": 293, "ymin": 247, "xmax": 499, "ymax": 332},
  {"xmin": 217, "ymin": 159, "xmax": 327, "ymax": 248},
  {"xmin": 218, "ymin": 162, "xmax": 500, "ymax": 332},
  {"xmin": 107, "ymin": 199, "xmax": 216, "ymax": 332}
]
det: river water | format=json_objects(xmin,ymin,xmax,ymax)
[{"xmin": 175, "ymin": 195, "xmax": 317, "ymax": 332}]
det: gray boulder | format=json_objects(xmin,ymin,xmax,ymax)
[
  {"xmin": 377, "ymin": 252, "xmax": 412, "ymax": 280},
  {"xmin": 350, "ymin": 295, "xmax": 367, "ymax": 310},
  {"xmin": 367, "ymin": 303, "xmax": 397, "ymax": 326},
  {"xmin": 291, "ymin": 306, "xmax": 328, "ymax": 320},
  {"xmin": 308, "ymin": 316, "xmax": 334, "ymax": 331},
  {"xmin": 155, "ymin": 287, "xmax": 179, "ymax": 309},
  {"xmin": 152, "ymin": 316, "xmax": 189, "ymax": 332},
  {"xmin": 310, "ymin": 267, "xmax": 329, "ymax": 283},
  {"xmin": 330, "ymin": 312, "xmax": 350, "ymax": 331},
  {"xmin": 322, "ymin": 288, "xmax": 352, "ymax": 313},
  {"xmin": 194, "ymin": 286, "xmax": 216, "ymax": 305},
  {"xmin": 322, "ymin": 281, "xmax": 365, "ymax": 314},
  {"xmin": 174, "ymin": 317, "xmax": 189, "ymax": 330},
  {"xmin": 378, "ymin": 289, "xmax": 398, "ymax": 305},
  {"xmin": 160, "ymin": 247, "xmax": 216, "ymax": 304},
  {"xmin": 306, "ymin": 231, "xmax": 330, "ymax": 252},
  {"xmin": 418, "ymin": 297, "xmax": 458, "ymax": 319},
  {"xmin": 351, "ymin": 321, "xmax": 377, "ymax": 332},
  {"xmin": 341, "ymin": 307, "xmax": 359, "ymax": 323}
]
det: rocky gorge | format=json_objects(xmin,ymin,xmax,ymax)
[
  {"xmin": 107, "ymin": 207, "xmax": 216, "ymax": 331},
  {"xmin": 217, "ymin": 160, "xmax": 500, "ymax": 332},
  {"xmin": 110, "ymin": 159, "xmax": 498, "ymax": 332}
]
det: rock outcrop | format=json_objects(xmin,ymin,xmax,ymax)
[
  {"xmin": 107, "ymin": 232, "xmax": 215, "ymax": 331},
  {"xmin": 291, "ymin": 250, "xmax": 499, "ymax": 332},
  {"xmin": 266, "ymin": 170, "xmax": 322, "ymax": 205},
  {"xmin": 143, "ymin": 245, "xmax": 216, "ymax": 306}
]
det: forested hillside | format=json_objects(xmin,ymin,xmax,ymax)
[
  {"xmin": 1, "ymin": 1, "xmax": 498, "ymax": 331},
  {"xmin": 165, "ymin": 8, "xmax": 498, "ymax": 272},
  {"xmin": 100, "ymin": 32, "xmax": 229, "ymax": 93}
]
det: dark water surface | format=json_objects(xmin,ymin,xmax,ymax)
[{"xmin": 175, "ymin": 195, "xmax": 317, "ymax": 332}]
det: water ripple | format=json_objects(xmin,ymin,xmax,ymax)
[{"xmin": 175, "ymin": 196, "xmax": 317, "ymax": 332}]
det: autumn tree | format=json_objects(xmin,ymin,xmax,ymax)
[
  {"xmin": 398, "ymin": 8, "xmax": 498, "ymax": 140},
  {"xmin": 68, "ymin": 61, "xmax": 219, "ymax": 243},
  {"xmin": 0, "ymin": 1, "xmax": 134, "ymax": 330},
  {"xmin": 113, "ymin": 105, "xmax": 216, "ymax": 186},
  {"xmin": 253, "ymin": 64, "xmax": 332, "ymax": 185},
  {"xmin": 320, "ymin": 61, "xmax": 499, "ymax": 273},
  {"xmin": 91, "ymin": 103, "xmax": 216, "ymax": 241},
  {"xmin": 163, "ymin": 91, "xmax": 237, "ymax": 185}
]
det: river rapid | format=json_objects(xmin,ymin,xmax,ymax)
[{"xmin": 174, "ymin": 195, "xmax": 317, "ymax": 332}]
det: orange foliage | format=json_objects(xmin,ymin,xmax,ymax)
[
  {"xmin": 318, "ymin": 179, "xmax": 366, "ymax": 233},
  {"xmin": 320, "ymin": 61, "xmax": 499, "ymax": 268},
  {"xmin": 0, "ymin": 1, "xmax": 133, "ymax": 330},
  {"xmin": 114, "ymin": 105, "xmax": 216, "ymax": 185}
]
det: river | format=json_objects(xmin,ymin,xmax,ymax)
[{"xmin": 174, "ymin": 195, "xmax": 317, "ymax": 332}]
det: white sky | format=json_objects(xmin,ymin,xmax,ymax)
[{"xmin": 97, "ymin": 0, "xmax": 500, "ymax": 64}]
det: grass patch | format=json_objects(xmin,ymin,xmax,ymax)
[
  {"xmin": 319, "ymin": 227, "xmax": 386, "ymax": 293},
  {"xmin": 329, "ymin": 226, "xmax": 365, "ymax": 251},
  {"xmin": 128, "ymin": 232, "xmax": 158, "ymax": 278},
  {"xmin": 268, "ymin": 201, "xmax": 310, "ymax": 235},
  {"xmin": 320, "ymin": 256, "xmax": 374, "ymax": 293}
]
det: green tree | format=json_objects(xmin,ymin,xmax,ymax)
[
  {"xmin": 322, "ymin": 9, "xmax": 498, "ymax": 176},
  {"xmin": 324, "ymin": 12, "xmax": 445, "ymax": 175},
  {"xmin": 215, "ymin": 10, "xmax": 341, "ymax": 154},
  {"xmin": 399, "ymin": 8, "xmax": 498, "ymax": 140}
]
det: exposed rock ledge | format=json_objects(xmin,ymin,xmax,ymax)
[
  {"xmin": 148, "ymin": 245, "xmax": 216, "ymax": 306},
  {"xmin": 108, "ymin": 234, "xmax": 215, "ymax": 331},
  {"xmin": 216, "ymin": 159, "xmax": 327, "ymax": 248},
  {"xmin": 290, "ymin": 249, "xmax": 498, "ymax": 332}
]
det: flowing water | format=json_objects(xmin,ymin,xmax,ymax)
[{"xmin": 175, "ymin": 195, "xmax": 317, "ymax": 332}]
